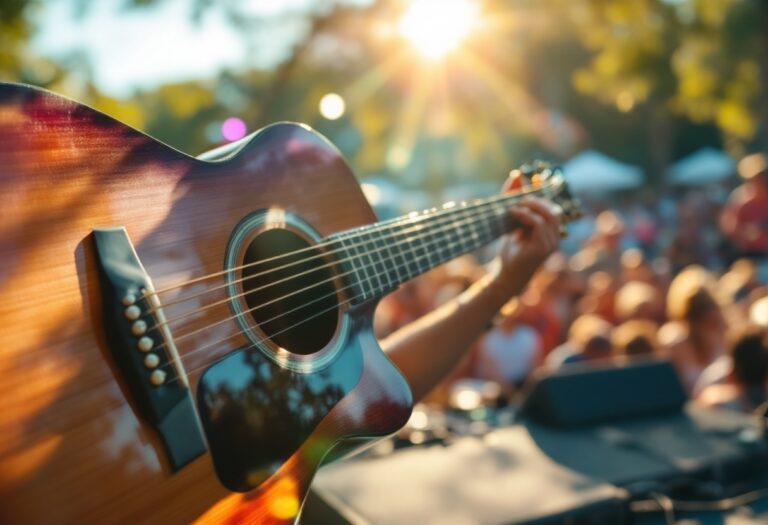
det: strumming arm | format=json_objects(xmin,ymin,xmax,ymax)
[{"xmin": 381, "ymin": 198, "xmax": 561, "ymax": 402}]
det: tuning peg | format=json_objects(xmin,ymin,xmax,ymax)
[
  {"xmin": 504, "ymin": 169, "xmax": 525, "ymax": 192},
  {"xmin": 539, "ymin": 166, "xmax": 554, "ymax": 181},
  {"xmin": 519, "ymin": 163, "xmax": 536, "ymax": 177}
]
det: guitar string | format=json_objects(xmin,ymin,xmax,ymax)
[
  {"xmin": 164, "ymin": 198, "xmax": 575, "ymax": 382},
  {"xmin": 150, "ymin": 201, "xmax": 514, "ymax": 352},
  {"xmin": 142, "ymin": 193, "xmax": 515, "ymax": 317},
  {"xmin": 140, "ymin": 181, "xmax": 557, "ymax": 330},
  {"xmin": 138, "ymin": 181, "xmax": 566, "ymax": 339},
  {"xmin": 149, "ymin": 190, "xmax": 573, "ymax": 368},
  {"xmin": 160, "ymin": 272, "xmax": 363, "ymax": 374},
  {"xmin": 162, "ymin": 220, "xmax": 502, "ymax": 382},
  {"xmin": 139, "ymin": 180, "xmax": 559, "ymax": 302},
  {"xmin": 147, "ymin": 199, "xmax": 516, "ymax": 336},
  {"xmin": 164, "ymin": 294, "xmax": 358, "ymax": 385}
]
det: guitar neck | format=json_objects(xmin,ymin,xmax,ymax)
[{"xmin": 329, "ymin": 183, "xmax": 560, "ymax": 304}]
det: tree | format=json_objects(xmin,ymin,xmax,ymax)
[
  {"xmin": 2, "ymin": 0, "xmax": 766, "ymax": 187},
  {"xmin": 558, "ymin": 0, "xmax": 768, "ymax": 160}
]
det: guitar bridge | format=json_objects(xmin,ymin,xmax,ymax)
[{"xmin": 93, "ymin": 227, "xmax": 206, "ymax": 471}]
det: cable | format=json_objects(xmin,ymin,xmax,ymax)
[
  {"xmin": 630, "ymin": 486, "xmax": 768, "ymax": 518},
  {"xmin": 649, "ymin": 492, "xmax": 675, "ymax": 525}
]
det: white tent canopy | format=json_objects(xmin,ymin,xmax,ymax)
[
  {"xmin": 667, "ymin": 147, "xmax": 735, "ymax": 185},
  {"xmin": 562, "ymin": 150, "xmax": 644, "ymax": 193}
]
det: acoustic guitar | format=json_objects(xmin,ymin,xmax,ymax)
[{"xmin": 0, "ymin": 83, "xmax": 580, "ymax": 524}]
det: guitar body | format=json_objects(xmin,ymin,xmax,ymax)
[{"xmin": 0, "ymin": 84, "xmax": 413, "ymax": 524}]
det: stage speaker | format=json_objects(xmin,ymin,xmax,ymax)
[{"xmin": 519, "ymin": 359, "xmax": 687, "ymax": 428}]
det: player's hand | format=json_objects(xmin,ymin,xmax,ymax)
[{"xmin": 491, "ymin": 171, "xmax": 561, "ymax": 296}]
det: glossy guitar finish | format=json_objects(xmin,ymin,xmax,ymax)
[{"xmin": 0, "ymin": 83, "xmax": 413, "ymax": 524}]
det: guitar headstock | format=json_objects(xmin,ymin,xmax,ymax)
[{"xmin": 515, "ymin": 161, "xmax": 583, "ymax": 231}]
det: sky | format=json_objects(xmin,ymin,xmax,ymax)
[{"xmin": 31, "ymin": 0, "xmax": 370, "ymax": 97}]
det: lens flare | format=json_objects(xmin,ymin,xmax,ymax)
[{"xmin": 398, "ymin": 0, "xmax": 480, "ymax": 60}]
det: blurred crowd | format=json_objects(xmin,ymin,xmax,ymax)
[{"xmin": 375, "ymin": 153, "xmax": 768, "ymax": 415}]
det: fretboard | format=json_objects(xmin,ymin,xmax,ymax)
[{"xmin": 327, "ymin": 191, "xmax": 535, "ymax": 304}]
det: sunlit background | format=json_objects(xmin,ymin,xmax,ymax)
[
  {"xmin": 2, "ymin": 0, "xmax": 766, "ymax": 201},
  {"xmin": 6, "ymin": 4, "xmax": 768, "ymax": 519}
]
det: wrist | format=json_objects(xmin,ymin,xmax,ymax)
[{"xmin": 486, "ymin": 256, "xmax": 535, "ymax": 306}]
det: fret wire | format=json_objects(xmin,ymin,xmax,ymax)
[
  {"xmin": 339, "ymin": 233, "xmax": 374, "ymax": 299},
  {"xmin": 484, "ymin": 205, "xmax": 501, "ymax": 240},
  {"xmin": 368, "ymin": 227, "xmax": 393, "ymax": 291},
  {"xmin": 402, "ymin": 206, "xmax": 478, "ymax": 274},
  {"xmin": 493, "ymin": 203, "xmax": 507, "ymax": 235},
  {"xmin": 468, "ymin": 206, "xmax": 483, "ymax": 251},
  {"xmin": 450, "ymin": 209, "xmax": 467, "ymax": 257},
  {"xmin": 457, "ymin": 206, "xmax": 486, "ymax": 258},
  {"xmin": 377, "ymin": 226, "xmax": 399, "ymax": 288},
  {"xmin": 359, "ymin": 230, "xmax": 383, "ymax": 296},
  {"xmin": 421, "ymin": 210, "xmax": 441, "ymax": 273},
  {"xmin": 436, "ymin": 209, "xmax": 459, "ymax": 264},
  {"xmin": 382, "ymin": 216, "xmax": 410, "ymax": 283},
  {"xmin": 457, "ymin": 204, "xmax": 474, "ymax": 254},
  {"xmin": 414, "ymin": 205, "xmax": 469, "ymax": 271},
  {"xmin": 340, "ymin": 191, "xmax": 541, "ymax": 299},
  {"xmin": 406, "ymin": 215, "xmax": 427, "ymax": 277},
  {"xmin": 384, "ymin": 217, "xmax": 409, "ymax": 280},
  {"xmin": 436, "ymin": 210, "xmax": 453, "ymax": 262}
]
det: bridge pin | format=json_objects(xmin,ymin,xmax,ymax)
[
  {"xmin": 124, "ymin": 305, "xmax": 141, "ymax": 320},
  {"xmin": 144, "ymin": 353, "xmax": 160, "ymax": 368},
  {"xmin": 131, "ymin": 320, "xmax": 147, "ymax": 336},
  {"xmin": 137, "ymin": 336, "xmax": 154, "ymax": 352},
  {"xmin": 150, "ymin": 369, "xmax": 166, "ymax": 386}
]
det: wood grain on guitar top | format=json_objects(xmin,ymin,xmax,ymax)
[{"xmin": 0, "ymin": 84, "xmax": 412, "ymax": 524}]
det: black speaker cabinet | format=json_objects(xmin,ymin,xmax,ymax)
[{"xmin": 520, "ymin": 359, "xmax": 687, "ymax": 427}]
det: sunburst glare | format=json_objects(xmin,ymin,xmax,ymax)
[{"xmin": 398, "ymin": 0, "xmax": 481, "ymax": 60}]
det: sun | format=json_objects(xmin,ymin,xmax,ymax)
[{"xmin": 398, "ymin": 0, "xmax": 481, "ymax": 60}]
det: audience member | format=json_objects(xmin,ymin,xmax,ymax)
[
  {"xmin": 612, "ymin": 319, "xmax": 659, "ymax": 357},
  {"xmin": 697, "ymin": 325, "xmax": 768, "ymax": 412},
  {"xmin": 720, "ymin": 153, "xmax": 768, "ymax": 259},
  {"xmin": 546, "ymin": 313, "xmax": 613, "ymax": 368},
  {"xmin": 663, "ymin": 266, "xmax": 726, "ymax": 394},
  {"xmin": 575, "ymin": 271, "xmax": 617, "ymax": 323},
  {"xmin": 375, "ymin": 175, "xmax": 768, "ymax": 405},
  {"xmin": 619, "ymin": 248, "xmax": 656, "ymax": 285},
  {"xmin": 614, "ymin": 280, "xmax": 661, "ymax": 323}
]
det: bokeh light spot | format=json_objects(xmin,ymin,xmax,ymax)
[
  {"xmin": 319, "ymin": 93, "xmax": 346, "ymax": 120},
  {"xmin": 616, "ymin": 91, "xmax": 635, "ymax": 113},
  {"xmin": 221, "ymin": 117, "xmax": 247, "ymax": 141}
]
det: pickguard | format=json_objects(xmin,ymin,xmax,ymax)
[{"xmin": 196, "ymin": 331, "xmax": 363, "ymax": 492}]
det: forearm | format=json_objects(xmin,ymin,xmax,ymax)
[{"xmin": 381, "ymin": 260, "xmax": 536, "ymax": 402}]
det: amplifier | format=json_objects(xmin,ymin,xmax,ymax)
[{"xmin": 519, "ymin": 359, "xmax": 687, "ymax": 428}]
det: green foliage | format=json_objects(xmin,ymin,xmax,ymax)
[
  {"xmin": 560, "ymin": 0, "xmax": 767, "ymax": 151},
  {"xmin": 1, "ymin": 0, "xmax": 766, "ymax": 186}
]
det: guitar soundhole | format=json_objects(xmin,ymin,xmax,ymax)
[{"xmin": 240, "ymin": 228, "xmax": 338, "ymax": 355}]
